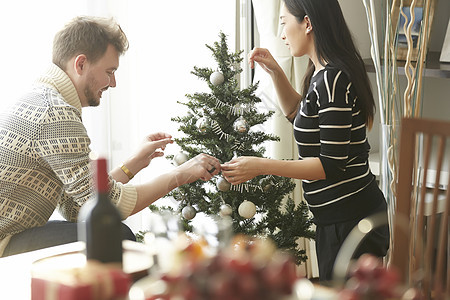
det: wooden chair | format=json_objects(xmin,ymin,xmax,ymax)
[{"xmin": 392, "ymin": 117, "xmax": 450, "ymax": 299}]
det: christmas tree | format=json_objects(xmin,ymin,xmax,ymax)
[{"xmin": 154, "ymin": 32, "xmax": 314, "ymax": 264}]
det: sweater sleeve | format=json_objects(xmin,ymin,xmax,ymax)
[
  {"xmin": 38, "ymin": 92, "xmax": 136, "ymax": 220},
  {"xmin": 57, "ymin": 179, "xmax": 137, "ymax": 221},
  {"xmin": 317, "ymin": 69, "xmax": 354, "ymax": 180}
]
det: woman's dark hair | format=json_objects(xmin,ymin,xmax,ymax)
[{"xmin": 283, "ymin": 0, "xmax": 375, "ymax": 129}]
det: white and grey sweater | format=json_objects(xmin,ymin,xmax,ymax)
[{"xmin": 0, "ymin": 64, "xmax": 137, "ymax": 255}]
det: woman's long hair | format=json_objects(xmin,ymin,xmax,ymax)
[{"xmin": 283, "ymin": 0, "xmax": 375, "ymax": 129}]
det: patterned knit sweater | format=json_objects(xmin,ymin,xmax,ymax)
[{"xmin": 0, "ymin": 64, "xmax": 137, "ymax": 255}]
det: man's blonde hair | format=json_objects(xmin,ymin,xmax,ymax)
[{"xmin": 52, "ymin": 16, "xmax": 129, "ymax": 70}]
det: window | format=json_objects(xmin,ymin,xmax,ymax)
[
  {"xmin": 101, "ymin": 1, "xmax": 238, "ymax": 178},
  {"xmin": 0, "ymin": 0, "xmax": 90, "ymax": 112},
  {"xmin": 103, "ymin": 1, "xmax": 239, "ymax": 230},
  {"xmin": 1, "ymin": 0, "xmax": 238, "ymax": 174},
  {"xmin": 0, "ymin": 1, "xmax": 241, "ymax": 230}
]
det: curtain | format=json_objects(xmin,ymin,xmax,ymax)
[{"xmin": 251, "ymin": 0, "xmax": 318, "ymax": 278}]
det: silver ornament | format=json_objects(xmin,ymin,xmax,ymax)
[
  {"xmin": 238, "ymin": 200, "xmax": 256, "ymax": 219},
  {"xmin": 196, "ymin": 117, "xmax": 210, "ymax": 134},
  {"xmin": 216, "ymin": 177, "xmax": 231, "ymax": 192},
  {"xmin": 233, "ymin": 116, "xmax": 249, "ymax": 133},
  {"xmin": 182, "ymin": 205, "xmax": 196, "ymax": 220},
  {"xmin": 173, "ymin": 151, "xmax": 189, "ymax": 166},
  {"xmin": 210, "ymin": 71, "xmax": 224, "ymax": 86},
  {"xmin": 219, "ymin": 204, "xmax": 232, "ymax": 217}
]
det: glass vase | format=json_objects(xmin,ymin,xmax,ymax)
[{"xmin": 379, "ymin": 122, "xmax": 401, "ymax": 262}]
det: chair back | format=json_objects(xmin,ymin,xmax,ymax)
[{"xmin": 392, "ymin": 117, "xmax": 450, "ymax": 299}]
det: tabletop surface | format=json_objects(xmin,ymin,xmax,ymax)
[{"xmin": 0, "ymin": 240, "xmax": 152, "ymax": 299}]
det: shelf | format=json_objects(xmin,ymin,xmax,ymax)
[{"xmin": 364, "ymin": 51, "xmax": 450, "ymax": 79}]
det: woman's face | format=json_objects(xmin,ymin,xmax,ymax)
[{"xmin": 280, "ymin": 5, "xmax": 312, "ymax": 57}]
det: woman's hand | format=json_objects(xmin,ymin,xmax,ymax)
[
  {"xmin": 221, "ymin": 156, "xmax": 263, "ymax": 185},
  {"xmin": 248, "ymin": 48, "xmax": 280, "ymax": 76},
  {"xmin": 249, "ymin": 47, "xmax": 301, "ymax": 120}
]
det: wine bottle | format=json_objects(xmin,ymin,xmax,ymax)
[{"xmin": 78, "ymin": 157, "xmax": 123, "ymax": 265}]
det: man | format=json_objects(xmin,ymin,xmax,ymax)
[{"xmin": 0, "ymin": 16, "xmax": 221, "ymax": 257}]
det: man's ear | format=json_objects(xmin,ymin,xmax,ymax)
[{"xmin": 74, "ymin": 54, "xmax": 87, "ymax": 75}]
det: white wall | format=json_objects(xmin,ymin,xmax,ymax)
[{"xmin": 0, "ymin": 1, "xmax": 90, "ymax": 111}]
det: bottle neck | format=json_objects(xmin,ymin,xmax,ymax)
[
  {"xmin": 95, "ymin": 158, "xmax": 109, "ymax": 193},
  {"xmin": 96, "ymin": 191, "xmax": 110, "ymax": 202}
]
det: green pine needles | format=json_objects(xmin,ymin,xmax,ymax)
[{"xmin": 157, "ymin": 32, "xmax": 314, "ymax": 265}]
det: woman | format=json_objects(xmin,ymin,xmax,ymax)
[{"xmin": 221, "ymin": 0, "xmax": 389, "ymax": 282}]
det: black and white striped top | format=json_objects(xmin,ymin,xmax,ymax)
[{"xmin": 294, "ymin": 65, "xmax": 380, "ymax": 225}]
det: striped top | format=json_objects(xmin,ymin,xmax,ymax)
[{"xmin": 294, "ymin": 65, "xmax": 380, "ymax": 225}]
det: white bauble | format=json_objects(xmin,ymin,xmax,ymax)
[
  {"xmin": 238, "ymin": 200, "xmax": 256, "ymax": 219},
  {"xmin": 216, "ymin": 177, "xmax": 231, "ymax": 192},
  {"xmin": 182, "ymin": 205, "xmax": 196, "ymax": 220},
  {"xmin": 173, "ymin": 152, "xmax": 189, "ymax": 166},
  {"xmin": 196, "ymin": 117, "xmax": 210, "ymax": 134},
  {"xmin": 219, "ymin": 204, "xmax": 233, "ymax": 217},
  {"xmin": 210, "ymin": 71, "xmax": 225, "ymax": 86},
  {"xmin": 233, "ymin": 116, "xmax": 249, "ymax": 133}
]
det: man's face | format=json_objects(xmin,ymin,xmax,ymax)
[{"xmin": 82, "ymin": 44, "xmax": 119, "ymax": 107}]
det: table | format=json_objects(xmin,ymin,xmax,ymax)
[{"xmin": 0, "ymin": 241, "xmax": 152, "ymax": 299}]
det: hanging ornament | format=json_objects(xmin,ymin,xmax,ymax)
[
  {"xmin": 216, "ymin": 176, "xmax": 231, "ymax": 192},
  {"xmin": 209, "ymin": 71, "xmax": 224, "ymax": 86},
  {"xmin": 196, "ymin": 117, "xmax": 210, "ymax": 134},
  {"xmin": 219, "ymin": 204, "xmax": 232, "ymax": 217},
  {"xmin": 173, "ymin": 151, "xmax": 189, "ymax": 166},
  {"xmin": 233, "ymin": 116, "xmax": 249, "ymax": 133},
  {"xmin": 238, "ymin": 200, "xmax": 256, "ymax": 219},
  {"xmin": 233, "ymin": 103, "xmax": 245, "ymax": 116},
  {"xmin": 259, "ymin": 177, "xmax": 273, "ymax": 192},
  {"xmin": 182, "ymin": 205, "xmax": 196, "ymax": 220},
  {"xmin": 263, "ymin": 182, "xmax": 272, "ymax": 192}
]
